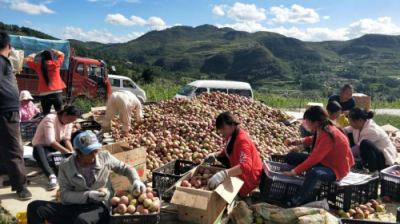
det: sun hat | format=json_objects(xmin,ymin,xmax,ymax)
[
  {"xmin": 19, "ymin": 90, "xmax": 34, "ymax": 101},
  {"xmin": 73, "ymin": 132, "xmax": 102, "ymax": 155}
]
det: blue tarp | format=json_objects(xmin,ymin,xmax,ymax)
[{"xmin": 9, "ymin": 35, "xmax": 70, "ymax": 70}]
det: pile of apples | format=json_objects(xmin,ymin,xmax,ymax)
[
  {"xmin": 338, "ymin": 198, "xmax": 388, "ymax": 220},
  {"xmin": 111, "ymin": 187, "xmax": 161, "ymax": 216},
  {"xmin": 180, "ymin": 167, "xmax": 215, "ymax": 191},
  {"xmin": 108, "ymin": 92, "xmax": 299, "ymax": 179},
  {"xmin": 388, "ymin": 169, "xmax": 400, "ymax": 176}
]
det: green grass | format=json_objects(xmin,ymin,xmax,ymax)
[
  {"xmin": 71, "ymin": 96, "xmax": 106, "ymax": 113},
  {"xmin": 374, "ymin": 114, "xmax": 400, "ymax": 129}
]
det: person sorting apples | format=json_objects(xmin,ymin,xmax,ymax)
[
  {"xmin": 101, "ymin": 90, "xmax": 143, "ymax": 137},
  {"xmin": 345, "ymin": 108, "xmax": 397, "ymax": 176},
  {"xmin": 282, "ymin": 106, "xmax": 354, "ymax": 208},
  {"xmin": 204, "ymin": 111, "xmax": 262, "ymax": 198},
  {"xmin": 32, "ymin": 106, "xmax": 82, "ymax": 190},
  {"xmin": 27, "ymin": 132, "xmax": 147, "ymax": 224},
  {"xmin": 328, "ymin": 84, "xmax": 356, "ymax": 115}
]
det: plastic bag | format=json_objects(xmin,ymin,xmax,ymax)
[{"xmin": 9, "ymin": 48, "xmax": 24, "ymax": 73}]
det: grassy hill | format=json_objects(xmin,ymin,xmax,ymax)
[{"xmin": 2, "ymin": 22, "xmax": 400, "ymax": 100}]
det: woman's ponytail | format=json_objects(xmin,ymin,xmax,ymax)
[{"xmin": 40, "ymin": 50, "xmax": 53, "ymax": 86}]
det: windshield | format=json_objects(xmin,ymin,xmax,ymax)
[
  {"xmin": 87, "ymin": 65, "xmax": 102, "ymax": 77},
  {"xmin": 178, "ymin": 85, "xmax": 196, "ymax": 96}
]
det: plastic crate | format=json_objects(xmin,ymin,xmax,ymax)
[
  {"xmin": 270, "ymin": 154, "xmax": 286, "ymax": 163},
  {"xmin": 20, "ymin": 122, "xmax": 37, "ymax": 141},
  {"xmin": 50, "ymin": 153, "xmax": 73, "ymax": 176},
  {"xmin": 319, "ymin": 177, "xmax": 379, "ymax": 211},
  {"xmin": 79, "ymin": 121, "xmax": 103, "ymax": 142},
  {"xmin": 259, "ymin": 161, "xmax": 321, "ymax": 206},
  {"xmin": 380, "ymin": 165, "xmax": 400, "ymax": 201},
  {"xmin": 152, "ymin": 160, "xmax": 196, "ymax": 202},
  {"xmin": 109, "ymin": 188, "xmax": 161, "ymax": 224}
]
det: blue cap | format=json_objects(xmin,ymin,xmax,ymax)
[{"xmin": 73, "ymin": 132, "xmax": 102, "ymax": 155}]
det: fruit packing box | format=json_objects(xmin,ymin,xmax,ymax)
[
  {"xmin": 109, "ymin": 188, "xmax": 161, "ymax": 224},
  {"xmin": 319, "ymin": 176, "xmax": 379, "ymax": 211},
  {"xmin": 167, "ymin": 165, "xmax": 243, "ymax": 224},
  {"xmin": 380, "ymin": 165, "xmax": 400, "ymax": 201},
  {"xmin": 259, "ymin": 161, "xmax": 321, "ymax": 205},
  {"xmin": 152, "ymin": 159, "xmax": 197, "ymax": 202}
]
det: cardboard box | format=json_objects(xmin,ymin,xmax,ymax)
[
  {"xmin": 306, "ymin": 102, "xmax": 323, "ymax": 110},
  {"xmin": 91, "ymin": 106, "xmax": 106, "ymax": 123},
  {"xmin": 353, "ymin": 93, "xmax": 371, "ymax": 111},
  {"xmin": 169, "ymin": 165, "xmax": 243, "ymax": 224},
  {"xmin": 102, "ymin": 142, "xmax": 147, "ymax": 193}
]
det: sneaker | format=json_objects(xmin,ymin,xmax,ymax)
[
  {"xmin": 301, "ymin": 200, "xmax": 329, "ymax": 211},
  {"xmin": 17, "ymin": 188, "xmax": 32, "ymax": 200},
  {"xmin": 48, "ymin": 175, "xmax": 57, "ymax": 191}
]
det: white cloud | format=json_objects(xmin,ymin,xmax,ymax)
[
  {"xmin": 322, "ymin": 16, "xmax": 330, "ymax": 20},
  {"xmin": 87, "ymin": 0, "xmax": 140, "ymax": 4},
  {"xmin": 23, "ymin": 20, "xmax": 32, "ymax": 25},
  {"xmin": 61, "ymin": 27, "xmax": 144, "ymax": 43},
  {"xmin": 212, "ymin": 5, "xmax": 228, "ymax": 16},
  {"xmin": 105, "ymin": 14, "xmax": 168, "ymax": 30},
  {"xmin": 347, "ymin": 17, "xmax": 400, "ymax": 39},
  {"xmin": 227, "ymin": 3, "xmax": 266, "ymax": 22},
  {"xmin": 174, "ymin": 24, "xmax": 182, "ymax": 27},
  {"xmin": 9, "ymin": 2, "xmax": 55, "ymax": 15},
  {"xmin": 268, "ymin": 4, "xmax": 320, "ymax": 24},
  {"xmin": 216, "ymin": 17, "xmax": 400, "ymax": 42}
]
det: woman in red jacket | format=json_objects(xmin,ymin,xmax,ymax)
[
  {"xmin": 282, "ymin": 106, "xmax": 354, "ymax": 207},
  {"xmin": 24, "ymin": 49, "xmax": 66, "ymax": 115},
  {"xmin": 204, "ymin": 111, "xmax": 262, "ymax": 198}
]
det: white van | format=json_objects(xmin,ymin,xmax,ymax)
[
  {"xmin": 108, "ymin": 74, "xmax": 147, "ymax": 103},
  {"xmin": 174, "ymin": 80, "xmax": 253, "ymax": 99}
]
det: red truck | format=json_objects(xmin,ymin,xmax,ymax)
[{"xmin": 12, "ymin": 36, "xmax": 111, "ymax": 100}]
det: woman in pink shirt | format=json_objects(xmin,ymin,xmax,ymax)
[
  {"xmin": 32, "ymin": 106, "xmax": 82, "ymax": 190},
  {"xmin": 19, "ymin": 90, "xmax": 40, "ymax": 122}
]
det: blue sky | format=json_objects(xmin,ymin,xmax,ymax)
[{"xmin": 1, "ymin": 0, "xmax": 400, "ymax": 43}]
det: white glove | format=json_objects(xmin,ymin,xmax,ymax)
[
  {"xmin": 204, "ymin": 153, "xmax": 217, "ymax": 164},
  {"xmin": 208, "ymin": 170, "xmax": 228, "ymax": 190},
  {"xmin": 88, "ymin": 190, "xmax": 109, "ymax": 202},
  {"xmin": 130, "ymin": 180, "xmax": 146, "ymax": 194}
]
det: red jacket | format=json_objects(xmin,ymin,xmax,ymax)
[
  {"xmin": 221, "ymin": 128, "xmax": 262, "ymax": 197},
  {"xmin": 294, "ymin": 126, "xmax": 354, "ymax": 180},
  {"xmin": 26, "ymin": 55, "xmax": 66, "ymax": 93}
]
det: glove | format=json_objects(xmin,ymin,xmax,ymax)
[
  {"xmin": 208, "ymin": 170, "xmax": 228, "ymax": 190},
  {"xmin": 204, "ymin": 153, "xmax": 217, "ymax": 164},
  {"xmin": 88, "ymin": 190, "xmax": 109, "ymax": 202},
  {"xmin": 351, "ymin": 145, "xmax": 360, "ymax": 157},
  {"xmin": 130, "ymin": 179, "xmax": 146, "ymax": 194}
]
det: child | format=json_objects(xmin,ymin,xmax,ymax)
[
  {"xmin": 326, "ymin": 101, "xmax": 349, "ymax": 128},
  {"xmin": 19, "ymin": 90, "xmax": 40, "ymax": 122}
]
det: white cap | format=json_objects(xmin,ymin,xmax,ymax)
[{"xmin": 19, "ymin": 90, "xmax": 34, "ymax": 101}]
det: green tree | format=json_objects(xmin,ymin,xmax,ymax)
[{"xmin": 142, "ymin": 67, "xmax": 154, "ymax": 84}]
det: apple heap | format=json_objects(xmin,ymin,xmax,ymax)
[
  {"xmin": 180, "ymin": 168, "xmax": 215, "ymax": 191},
  {"xmin": 108, "ymin": 92, "xmax": 299, "ymax": 179},
  {"xmin": 337, "ymin": 199, "xmax": 387, "ymax": 220},
  {"xmin": 391, "ymin": 138, "xmax": 400, "ymax": 152},
  {"xmin": 111, "ymin": 187, "xmax": 161, "ymax": 216}
]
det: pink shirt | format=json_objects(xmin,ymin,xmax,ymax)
[
  {"xmin": 19, "ymin": 101, "xmax": 40, "ymax": 122},
  {"xmin": 32, "ymin": 114, "xmax": 72, "ymax": 146}
]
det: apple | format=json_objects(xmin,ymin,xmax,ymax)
[
  {"xmin": 144, "ymin": 198, "xmax": 153, "ymax": 208},
  {"xmin": 136, "ymin": 205, "xmax": 144, "ymax": 213},
  {"xmin": 127, "ymin": 205, "xmax": 136, "ymax": 214},
  {"xmin": 337, "ymin": 209, "xmax": 344, "ymax": 216},
  {"xmin": 138, "ymin": 194, "xmax": 147, "ymax": 203},
  {"xmin": 364, "ymin": 211, "xmax": 370, "ymax": 219},
  {"xmin": 129, "ymin": 199, "xmax": 138, "ymax": 207},
  {"xmin": 146, "ymin": 192, "xmax": 154, "ymax": 200},
  {"xmin": 119, "ymin": 196, "xmax": 129, "ymax": 205},
  {"xmin": 204, "ymin": 169, "xmax": 210, "ymax": 175},
  {"xmin": 99, "ymin": 188, "xmax": 108, "ymax": 195},
  {"xmin": 382, "ymin": 196, "xmax": 391, "ymax": 203},
  {"xmin": 127, "ymin": 194, "xmax": 133, "ymax": 202},
  {"xmin": 141, "ymin": 209, "xmax": 149, "ymax": 214},
  {"xmin": 152, "ymin": 197, "xmax": 160, "ymax": 202},
  {"xmin": 181, "ymin": 180, "xmax": 190, "ymax": 187},
  {"xmin": 146, "ymin": 187, "xmax": 153, "ymax": 194},
  {"xmin": 132, "ymin": 189, "xmax": 141, "ymax": 198},
  {"xmin": 348, "ymin": 209, "xmax": 356, "ymax": 216},
  {"xmin": 354, "ymin": 211, "xmax": 364, "ymax": 220},
  {"xmin": 152, "ymin": 191, "xmax": 158, "ymax": 197},
  {"xmin": 117, "ymin": 204, "xmax": 127, "ymax": 214},
  {"xmin": 255, "ymin": 217, "xmax": 263, "ymax": 224},
  {"xmin": 112, "ymin": 207, "xmax": 118, "ymax": 214},
  {"xmin": 111, "ymin": 197, "xmax": 120, "ymax": 206},
  {"xmin": 195, "ymin": 180, "xmax": 202, "ymax": 188},
  {"xmin": 342, "ymin": 212, "xmax": 351, "ymax": 218},
  {"xmin": 376, "ymin": 205, "xmax": 385, "ymax": 212}
]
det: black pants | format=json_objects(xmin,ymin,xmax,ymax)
[
  {"xmin": 0, "ymin": 111, "xmax": 27, "ymax": 191},
  {"xmin": 41, "ymin": 92, "xmax": 63, "ymax": 115},
  {"xmin": 33, "ymin": 142, "xmax": 64, "ymax": 178},
  {"xmin": 27, "ymin": 200, "xmax": 110, "ymax": 224},
  {"xmin": 360, "ymin": 139, "xmax": 388, "ymax": 172}
]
